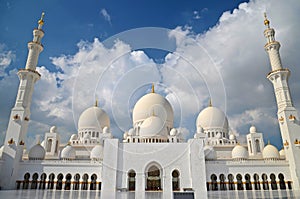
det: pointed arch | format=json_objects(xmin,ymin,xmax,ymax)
[{"xmin": 144, "ymin": 162, "xmax": 163, "ymax": 191}]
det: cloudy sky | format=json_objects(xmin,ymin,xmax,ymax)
[{"xmin": 0, "ymin": 0, "xmax": 300, "ymax": 149}]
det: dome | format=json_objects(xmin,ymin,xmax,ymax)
[
  {"xmin": 262, "ymin": 144, "xmax": 279, "ymax": 160},
  {"xmin": 28, "ymin": 144, "xmax": 45, "ymax": 160},
  {"xmin": 128, "ymin": 128, "xmax": 134, "ymax": 136},
  {"xmin": 229, "ymin": 134, "xmax": 236, "ymax": 140},
  {"xmin": 196, "ymin": 106, "xmax": 228, "ymax": 130},
  {"xmin": 232, "ymin": 145, "xmax": 248, "ymax": 160},
  {"xmin": 204, "ymin": 146, "xmax": 217, "ymax": 160},
  {"xmin": 60, "ymin": 144, "xmax": 76, "ymax": 160},
  {"xmin": 70, "ymin": 134, "xmax": 78, "ymax": 141},
  {"xmin": 170, "ymin": 128, "xmax": 177, "ymax": 136},
  {"xmin": 216, "ymin": 133, "xmax": 222, "ymax": 139},
  {"xmin": 90, "ymin": 145, "xmax": 104, "ymax": 160},
  {"xmin": 78, "ymin": 106, "xmax": 110, "ymax": 131},
  {"xmin": 139, "ymin": 115, "xmax": 168, "ymax": 137},
  {"xmin": 103, "ymin": 126, "xmax": 109, "ymax": 134},
  {"xmin": 50, "ymin": 126, "xmax": 57, "ymax": 133},
  {"xmin": 83, "ymin": 133, "xmax": 91, "ymax": 140},
  {"xmin": 279, "ymin": 149, "xmax": 285, "ymax": 157},
  {"xmin": 0, "ymin": 145, "xmax": 4, "ymax": 159},
  {"xmin": 250, "ymin": 126, "xmax": 256, "ymax": 133},
  {"xmin": 133, "ymin": 93, "xmax": 174, "ymax": 128}
]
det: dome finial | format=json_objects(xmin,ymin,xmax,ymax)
[
  {"xmin": 151, "ymin": 83, "xmax": 155, "ymax": 93},
  {"xmin": 264, "ymin": 12, "xmax": 270, "ymax": 28},
  {"xmin": 95, "ymin": 98, "xmax": 98, "ymax": 107},
  {"xmin": 38, "ymin": 12, "xmax": 45, "ymax": 30},
  {"xmin": 268, "ymin": 140, "xmax": 270, "ymax": 145},
  {"xmin": 209, "ymin": 98, "xmax": 212, "ymax": 107}
]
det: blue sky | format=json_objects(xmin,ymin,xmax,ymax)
[{"xmin": 1, "ymin": 0, "xmax": 300, "ymax": 149}]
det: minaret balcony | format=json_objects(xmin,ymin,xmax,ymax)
[
  {"xmin": 278, "ymin": 116, "xmax": 284, "ymax": 124},
  {"xmin": 294, "ymin": 139, "xmax": 300, "ymax": 148},
  {"xmin": 289, "ymin": 114, "xmax": 296, "ymax": 122},
  {"xmin": 284, "ymin": 140, "xmax": 289, "ymax": 149}
]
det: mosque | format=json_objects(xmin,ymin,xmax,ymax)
[{"xmin": 0, "ymin": 12, "xmax": 300, "ymax": 199}]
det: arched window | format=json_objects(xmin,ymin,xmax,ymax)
[
  {"xmin": 22, "ymin": 173, "xmax": 30, "ymax": 189},
  {"xmin": 219, "ymin": 174, "xmax": 226, "ymax": 191},
  {"xmin": 249, "ymin": 141, "xmax": 252, "ymax": 153},
  {"xmin": 236, "ymin": 174, "xmax": 243, "ymax": 190},
  {"xmin": 253, "ymin": 174, "xmax": 261, "ymax": 190},
  {"xmin": 47, "ymin": 139, "xmax": 52, "ymax": 152},
  {"xmin": 146, "ymin": 165, "xmax": 161, "ymax": 191},
  {"xmin": 262, "ymin": 174, "xmax": 269, "ymax": 190},
  {"xmin": 210, "ymin": 174, "xmax": 218, "ymax": 191},
  {"xmin": 48, "ymin": 173, "xmax": 55, "ymax": 189},
  {"xmin": 270, "ymin": 173, "xmax": 277, "ymax": 190},
  {"xmin": 228, "ymin": 174, "xmax": 235, "ymax": 190},
  {"xmin": 245, "ymin": 174, "xmax": 252, "ymax": 190},
  {"xmin": 278, "ymin": 173, "xmax": 286, "ymax": 190},
  {"xmin": 73, "ymin": 174, "xmax": 80, "ymax": 190},
  {"xmin": 172, "ymin": 170, "xmax": 180, "ymax": 191},
  {"xmin": 56, "ymin": 173, "xmax": 64, "ymax": 190},
  {"xmin": 90, "ymin": 174, "xmax": 97, "ymax": 190},
  {"xmin": 255, "ymin": 139, "xmax": 260, "ymax": 153},
  {"xmin": 31, "ymin": 173, "xmax": 38, "ymax": 189},
  {"xmin": 39, "ymin": 173, "xmax": 47, "ymax": 189},
  {"xmin": 65, "ymin": 173, "xmax": 72, "ymax": 190},
  {"xmin": 128, "ymin": 170, "xmax": 136, "ymax": 191},
  {"xmin": 82, "ymin": 174, "xmax": 89, "ymax": 190}
]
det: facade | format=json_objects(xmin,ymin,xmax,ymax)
[{"xmin": 0, "ymin": 13, "xmax": 299, "ymax": 199}]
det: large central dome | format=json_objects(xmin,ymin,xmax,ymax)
[
  {"xmin": 196, "ymin": 106, "xmax": 228, "ymax": 130},
  {"xmin": 132, "ymin": 92, "xmax": 174, "ymax": 129}
]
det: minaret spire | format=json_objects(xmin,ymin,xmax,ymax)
[
  {"xmin": 0, "ymin": 13, "xmax": 45, "ymax": 189},
  {"xmin": 151, "ymin": 83, "xmax": 155, "ymax": 93}
]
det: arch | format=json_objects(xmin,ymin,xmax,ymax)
[
  {"xmin": 73, "ymin": 173, "xmax": 80, "ymax": 190},
  {"xmin": 145, "ymin": 163, "xmax": 162, "ymax": 191},
  {"xmin": 219, "ymin": 174, "xmax": 226, "ymax": 191},
  {"xmin": 65, "ymin": 173, "xmax": 72, "ymax": 190},
  {"xmin": 48, "ymin": 173, "xmax": 55, "ymax": 189},
  {"xmin": 82, "ymin": 173, "xmax": 89, "ymax": 190},
  {"xmin": 47, "ymin": 139, "xmax": 52, "ymax": 152},
  {"xmin": 255, "ymin": 139, "xmax": 260, "ymax": 153},
  {"xmin": 90, "ymin": 174, "xmax": 97, "ymax": 190},
  {"xmin": 278, "ymin": 173, "xmax": 286, "ymax": 190},
  {"xmin": 128, "ymin": 170, "xmax": 136, "ymax": 191},
  {"xmin": 172, "ymin": 170, "xmax": 180, "ymax": 191},
  {"xmin": 228, "ymin": 174, "xmax": 235, "ymax": 190},
  {"xmin": 210, "ymin": 174, "xmax": 218, "ymax": 191},
  {"xmin": 245, "ymin": 174, "xmax": 252, "ymax": 190},
  {"xmin": 262, "ymin": 173, "xmax": 269, "ymax": 190},
  {"xmin": 22, "ymin": 172, "xmax": 30, "ymax": 189},
  {"xmin": 270, "ymin": 173, "xmax": 277, "ymax": 190},
  {"xmin": 236, "ymin": 174, "xmax": 243, "ymax": 190},
  {"xmin": 253, "ymin": 173, "xmax": 261, "ymax": 190},
  {"xmin": 39, "ymin": 173, "xmax": 47, "ymax": 189},
  {"xmin": 56, "ymin": 173, "xmax": 64, "ymax": 190},
  {"xmin": 31, "ymin": 173, "xmax": 38, "ymax": 189}
]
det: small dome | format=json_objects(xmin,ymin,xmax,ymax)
[
  {"xmin": 28, "ymin": 144, "xmax": 45, "ymax": 160},
  {"xmin": 83, "ymin": 133, "xmax": 91, "ymax": 140},
  {"xmin": 103, "ymin": 126, "xmax": 109, "ymax": 134},
  {"xmin": 70, "ymin": 134, "xmax": 78, "ymax": 141},
  {"xmin": 250, "ymin": 126, "xmax": 256, "ymax": 133},
  {"xmin": 78, "ymin": 106, "xmax": 110, "ymax": 131},
  {"xmin": 60, "ymin": 144, "xmax": 76, "ymax": 160},
  {"xmin": 128, "ymin": 128, "xmax": 134, "ymax": 136},
  {"xmin": 229, "ymin": 134, "xmax": 236, "ymax": 140},
  {"xmin": 204, "ymin": 146, "xmax": 217, "ymax": 160},
  {"xmin": 232, "ymin": 145, "xmax": 248, "ymax": 160},
  {"xmin": 133, "ymin": 92, "xmax": 174, "ymax": 128},
  {"xmin": 170, "ymin": 128, "xmax": 177, "ymax": 136},
  {"xmin": 196, "ymin": 106, "xmax": 228, "ymax": 130},
  {"xmin": 197, "ymin": 126, "xmax": 204, "ymax": 134},
  {"xmin": 216, "ymin": 133, "xmax": 222, "ymax": 139},
  {"xmin": 263, "ymin": 144, "xmax": 279, "ymax": 160},
  {"xmin": 90, "ymin": 145, "xmax": 104, "ymax": 160},
  {"xmin": 0, "ymin": 145, "xmax": 4, "ymax": 159},
  {"xmin": 139, "ymin": 115, "xmax": 168, "ymax": 137},
  {"xmin": 279, "ymin": 149, "xmax": 285, "ymax": 158},
  {"xmin": 50, "ymin": 126, "xmax": 57, "ymax": 133}
]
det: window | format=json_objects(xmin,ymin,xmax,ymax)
[
  {"xmin": 172, "ymin": 170, "xmax": 180, "ymax": 191},
  {"xmin": 245, "ymin": 174, "xmax": 252, "ymax": 190},
  {"xmin": 270, "ymin": 173, "xmax": 277, "ymax": 190},
  {"xmin": 255, "ymin": 139, "xmax": 261, "ymax": 153},
  {"xmin": 236, "ymin": 174, "xmax": 243, "ymax": 190},
  {"xmin": 219, "ymin": 174, "xmax": 226, "ymax": 191},
  {"xmin": 90, "ymin": 174, "xmax": 97, "ymax": 190},
  {"xmin": 65, "ymin": 174, "xmax": 72, "ymax": 190},
  {"xmin": 210, "ymin": 174, "xmax": 218, "ymax": 191},
  {"xmin": 128, "ymin": 170, "xmax": 136, "ymax": 191}
]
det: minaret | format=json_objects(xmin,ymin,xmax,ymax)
[
  {"xmin": 264, "ymin": 13, "xmax": 300, "ymax": 189},
  {"xmin": 0, "ymin": 13, "xmax": 45, "ymax": 189}
]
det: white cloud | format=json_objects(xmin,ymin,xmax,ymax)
[
  {"xmin": 100, "ymin": 8, "xmax": 112, "ymax": 25},
  {"xmin": 0, "ymin": 44, "xmax": 15, "ymax": 76}
]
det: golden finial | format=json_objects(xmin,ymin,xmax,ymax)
[
  {"xmin": 264, "ymin": 12, "xmax": 270, "ymax": 28},
  {"xmin": 151, "ymin": 83, "xmax": 155, "ymax": 93},
  {"xmin": 268, "ymin": 140, "xmax": 270, "ymax": 145},
  {"xmin": 95, "ymin": 98, "xmax": 98, "ymax": 107},
  {"xmin": 38, "ymin": 12, "xmax": 45, "ymax": 29},
  {"xmin": 208, "ymin": 98, "xmax": 212, "ymax": 107}
]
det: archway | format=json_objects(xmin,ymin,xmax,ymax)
[
  {"xmin": 262, "ymin": 173, "xmax": 269, "ymax": 190},
  {"xmin": 270, "ymin": 173, "xmax": 277, "ymax": 190},
  {"xmin": 253, "ymin": 174, "xmax": 260, "ymax": 190},
  {"xmin": 128, "ymin": 170, "xmax": 136, "ymax": 191},
  {"xmin": 56, "ymin": 173, "xmax": 63, "ymax": 190},
  {"xmin": 228, "ymin": 174, "xmax": 235, "ymax": 190},
  {"xmin": 73, "ymin": 174, "xmax": 80, "ymax": 190},
  {"xmin": 236, "ymin": 174, "xmax": 243, "ymax": 190},
  {"xmin": 90, "ymin": 174, "xmax": 97, "ymax": 190},
  {"xmin": 65, "ymin": 173, "xmax": 72, "ymax": 190},
  {"xmin": 245, "ymin": 174, "xmax": 252, "ymax": 190},
  {"xmin": 31, "ymin": 173, "xmax": 38, "ymax": 189},
  {"xmin": 48, "ymin": 173, "xmax": 55, "ymax": 189},
  {"xmin": 210, "ymin": 174, "xmax": 218, "ymax": 191},
  {"xmin": 82, "ymin": 173, "xmax": 89, "ymax": 190},
  {"xmin": 219, "ymin": 174, "xmax": 226, "ymax": 191},
  {"xmin": 278, "ymin": 173, "xmax": 286, "ymax": 190},
  {"xmin": 172, "ymin": 170, "xmax": 180, "ymax": 191},
  {"xmin": 22, "ymin": 173, "xmax": 30, "ymax": 189},
  {"xmin": 39, "ymin": 173, "xmax": 47, "ymax": 189},
  {"xmin": 146, "ymin": 165, "xmax": 162, "ymax": 191}
]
